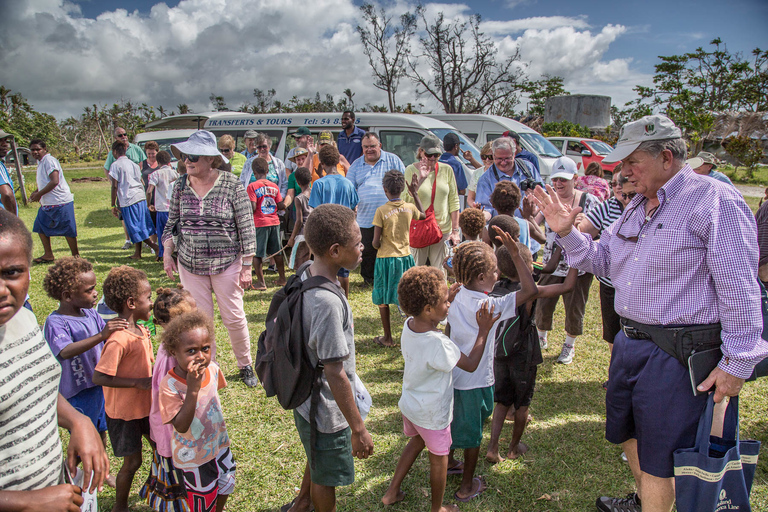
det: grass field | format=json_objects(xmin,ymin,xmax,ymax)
[{"xmin": 21, "ymin": 168, "xmax": 767, "ymax": 512}]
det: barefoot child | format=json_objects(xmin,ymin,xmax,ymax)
[
  {"xmin": 286, "ymin": 167, "xmax": 313, "ymax": 270},
  {"xmin": 141, "ymin": 286, "xmax": 197, "ymax": 512},
  {"xmin": 93, "ymin": 266, "xmax": 155, "ymax": 512},
  {"xmin": 445, "ymin": 232, "xmax": 537, "ymax": 503},
  {"xmin": 109, "ymin": 142, "xmax": 160, "ymax": 259},
  {"xmin": 371, "ymin": 170, "xmax": 425, "ymax": 347},
  {"xmin": 281, "ymin": 204, "xmax": 374, "ymax": 512},
  {"xmin": 43, "ymin": 257, "xmax": 128, "ymax": 489},
  {"xmin": 381, "ymin": 267, "xmax": 499, "ymax": 512},
  {"xmin": 159, "ymin": 311, "xmax": 235, "ymax": 512},
  {"xmin": 246, "ymin": 157, "xmax": 287, "ymax": 290},
  {"xmin": 485, "ymin": 245, "xmax": 578, "ymax": 463}
]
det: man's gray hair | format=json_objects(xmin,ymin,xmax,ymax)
[
  {"xmin": 114, "ymin": 126, "xmax": 126, "ymax": 136},
  {"xmin": 636, "ymin": 138, "xmax": 687, "ymax": 162},
  {"xmin": 491, "ymin": 137, "xmax": 516, "ymax": 155},
  {"xmin": 255, "ymin": 132, "xmax": 271, "ymax": 146}
]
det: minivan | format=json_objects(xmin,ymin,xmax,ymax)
[
  {"xmin": 138, "ymin": 112, "xmax": 481, "ymax": 175},
  {"xmin": 424, "ymin": 114, "xmax": 563, "ymax": 181}
]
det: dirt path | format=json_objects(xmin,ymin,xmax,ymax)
[{"xmin": 736, "ymin": 184, "xmax": 765, "ymax": 198}]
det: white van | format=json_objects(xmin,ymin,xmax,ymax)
[
  {"xmin": 140, "ymin": 112, "xmax": 481, "ymax": 172},
  {"xmin": 425, "ymin": 114, "xmax": 563, "ymax": 180}
]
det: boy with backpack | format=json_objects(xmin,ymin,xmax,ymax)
[{"xmin": 256, "ymin": 204, "xmax": 373, "ymax": 512}]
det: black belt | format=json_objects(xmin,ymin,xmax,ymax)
[{"xmin": 619, "ymin": 317, "xmax": 722, "ymax": 368}]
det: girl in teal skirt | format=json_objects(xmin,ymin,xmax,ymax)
[{"xmin": 372, "ymin": 170, "xmax": 425, "ymax": 347}]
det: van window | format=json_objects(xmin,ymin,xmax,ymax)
[
  {"xmin": 486, "ymin": 133, "xmax": 504, "ymax": 143},
  {"xmin": 519, "ymin": 133, "xmax": 562, "ymax": 158},
  {"xmin": 379, "ymin": 130, "xmax": 422, "ymax": 166},
  {"xmin": 566, "ymin": 140, "xmax": 588, "ymax": 156}
]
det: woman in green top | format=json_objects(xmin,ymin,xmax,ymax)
[{"xmin": 218, "ymin": 134, "xmax": 246, "ymax": 177}]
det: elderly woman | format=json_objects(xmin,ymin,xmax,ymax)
[
  {"xmin": 218, "ymin": 134, "xmax": 246, "ymax": 177},
  {"xmin": 163, "ymin": 130, "xmax": 258, "ymax": 387},
  {"xmin": 577, "ymin": 171, "xmax": 635, "ymax": 387},
  {"xmin": 467, "ymin": 142, "xmax": 493, "ymax": 208},
  {"xmin": 533, "ymin": 156, "xmax": 599, "ymax": 365},
  {"xmin": 239, "ymin": 133, "xmax": 287, "ymax": 197},
  {"xmin": 402, "ymin": 134, "xmax": 460, "ymax": 271}
]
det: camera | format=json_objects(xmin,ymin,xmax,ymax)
[{"xmin": 519, "ymin": 178, "xmax": 543, "ymax": 193}]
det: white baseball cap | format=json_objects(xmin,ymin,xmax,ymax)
[
  {"xmin": 603, "ymin": 114, "xmax": 682, "ymax": 163},
  {"xmin": 550, "ymin": 156, "xmax": 578, "ymax": 180}
]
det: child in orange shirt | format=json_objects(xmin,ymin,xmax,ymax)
[
  {"xmin": 93, "ymin": 266, "xmax": 154, "ymax": 512},
  {"xmin": 159, "ymin": 311, "xmax": 235, "ymax": 512}
]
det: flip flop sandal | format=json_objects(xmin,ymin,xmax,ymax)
[
  {"xmin": 32, "ymin": 257, "xmax": 54, "ymax": 264},
  {"xmin": 373, "ymin": 336, "xmax": 395, "ymax": 348},
  {"xmin": 454, "ymin": 477, "xmax": 486, "ymax": 503},
  {"xmin": 280, "ymin": 499, "xmax": 314, "ymax": 512},
  {"xmin": 446, "ymin": 461, "xmax": 464, "ymax": 475}
]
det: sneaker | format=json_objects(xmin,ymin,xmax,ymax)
[
  {"xmin": 239, "ymin": 365, "xmax": 259, "ymax": 388},
  {"xmin": 595, "ymin": 492, "xmax": 641, "ymax": 512},
  {"xmin": 621, "ymin": 451, "xmax": 628, "ymax": 462},
  {"xmin": 121, "ymin": 240, "xmax": 132, "ymax": 250},
  {"xmin": 539, "ymin": 336, "xmax": 548, "ymax": 350},
  {"xmin": 556, "ymin": 343, "xmax": 574, "ymax": 364}
]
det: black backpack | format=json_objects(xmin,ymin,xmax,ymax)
[
  {"xmin": 254, "ymin": 261, "xmax": 348, "ymax": 467},
  {"xmin": 489, "ymin": 279, "xmax": 541, "ymax": 367}
]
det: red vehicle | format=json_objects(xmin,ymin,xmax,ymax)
[{"xmin": 546, "ymin": 137, "xmax": 619, "ymax": 175}]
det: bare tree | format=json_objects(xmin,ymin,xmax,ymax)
[
  {"xmin": 357, "ymin": 3, "xmax": 417, "ymax": 112},
  {"xmin": 407, "ymin": 10, "xmax": 526, "ymax": 113}
]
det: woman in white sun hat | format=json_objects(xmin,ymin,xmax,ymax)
[{"xmin": 162, "ymin": 130, "xmax": 259, "ymax": 387}]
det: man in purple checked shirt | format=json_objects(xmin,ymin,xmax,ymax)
[{"xmin": 532, "ymin": 114, "xmax": 768, "ymax": 512}]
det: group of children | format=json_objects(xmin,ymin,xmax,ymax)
[{"xmin": 41, "ymin": 257, "xmax": 233, "ymax": 512}]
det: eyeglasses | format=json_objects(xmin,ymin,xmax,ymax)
[
  {"xmin": 257, "ymin": 144, "xmax": 269, "ymax": 150},
  {"xmin": 615, "ymin": 201, "xmax": 659, "ymax": 243},
  {"xmin": 494, "ymin": 157, "xmax": 514, "ymax": 163},
  {"xmin": 621, "ymin": 192, "xmax": 637, "ymax": 200},
  {"xmin": 219, "ymin": 148, "xmax": 232, "ymax": 153},
  {"xmin": 481, "ymin": 154, "xmax": 493, "ymax": 161},
  {"xmin": 181, "ymin": 154, "xmax": 201, "ymax": 163}
]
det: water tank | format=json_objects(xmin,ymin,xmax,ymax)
[{"xmin": 544, "ymin": 95, "xmax": 611, "ymax": 130}]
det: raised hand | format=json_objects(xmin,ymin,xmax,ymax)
[
  {"xmin": 532, "ymin": 184, "xmax": 581, "ymax": 237},
  {"xmin": 407, "ymin": 173, "xmax": 421, "ymax": 197}
]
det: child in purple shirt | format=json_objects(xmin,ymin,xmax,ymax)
[{"xmin": 43, "ymin": 257, "xmax": 127, "ymax": 488}]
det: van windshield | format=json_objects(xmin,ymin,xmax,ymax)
[
  {"xmin": 519, "ymin": 133, "xmax": 562, "ymax": 158},
  {"xmin": 429, "ymin": 129, "xmax": 481, "ymax": 165}
]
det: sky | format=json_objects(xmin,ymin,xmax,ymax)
[{"xmin": 1, "ymin": 0, "xmax": 766, "ymax": 121}]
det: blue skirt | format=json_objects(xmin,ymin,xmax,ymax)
[
  {"xmin": 122, "ymin": 201, "xmax": 155, "ymax": 243},
  {"xmin": 373, "ymin": 255, "xmax": 415, "ymax": 306},
  {"xmin": 33, "ymin": 202, "xmax": 77, "ymax": 237}
]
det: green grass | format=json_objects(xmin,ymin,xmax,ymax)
[{"xmin": 24, "ymin": 169, "xmax": 767, "ymax": 512}]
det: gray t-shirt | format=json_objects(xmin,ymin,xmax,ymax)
[{"xmin": 295, "ymin": 271, "xmax": 356, "ymax": 433}]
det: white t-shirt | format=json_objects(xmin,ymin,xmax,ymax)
[
  {"xmin": 109, "ymin": 156, "xmax": 147, "ymax": 207},
  {"xmin": 447, "ymin": 286, "xmax": 518, "ymax": 390},
  {"xmin": 148, "ymin": 165, "xmax": 179, "ymax": 212},
  {"xmin": 398, "ymin": 321, "xmax": 462, "ymax": 430},
  {"xmin": 36, "ymin": 153, "xmax": 73, "ymax": 206}
]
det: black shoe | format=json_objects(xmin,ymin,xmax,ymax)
[
  {"xmin": 596, "ymin": 493, "xmax": 641, "ymax": 512},
  {"xmin": 239, "ymin": 365, "xmax": 259, "ymax": 388}
]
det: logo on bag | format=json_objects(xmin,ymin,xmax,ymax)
[
  {"xmin": 716, "ymin": 488, "xmax": 739, "ymax": 511},
  {"xmin": 720, "ymin": 490, "xmax": 727, "ymax": 501}
]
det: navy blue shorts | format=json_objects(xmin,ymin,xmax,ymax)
[
  {"xmin": 606, "ymin": 331, "xmax": 708, "ymax": 478},
  {"xmin": 68, "ymin": 386, "xmax": 107, "ymax": 433}
]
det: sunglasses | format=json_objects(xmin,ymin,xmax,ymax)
[
  {"xmin": 621, "ymin": 192, "xmax": 637, "ymax": 200},
  {"xmin": 257, "ymin": 144, "xmax": 269, "ymax": 150},
  {"xmin": 181, "ymin": 154, "xmax": 202, "ymax": 162},
  {"xmin": 425, "ymin": 153, "xmax": 439, "ymax": 159},
  {"xmin": 117, "ymin": 133, "xmax": 128, "ymax": 138},
  {"xmin": 481, "ymin": 154, "xmax": 493, "ymax": 161},
  {"xmin": 615, "ymin": 201, "xmax": 659, "ymax": 243},
  {"xmin": 219, "ymin": 148, "xmax": 232, "ymax": 153}
]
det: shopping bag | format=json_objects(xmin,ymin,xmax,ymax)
[{"xmin": 673, "ymin": 395, "xmax": 760, "ymax": 512}]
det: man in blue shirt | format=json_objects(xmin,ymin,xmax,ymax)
[
  {"xmin": 686, "ymin": 151, "xmax": 734, "ymax": 186},
  {"xmin": 346, "ymin": 132, "xmax": 405, "ymax": 284},
  {"xmin": 337, "ymin": 111, "xmax": 365, "ymax": 164},
  {"xmin": 241, "ymin": 130, "xmax": 259, "ymax": 159},
  {"xmin": 439, "ymin": 132, "xmax": 469, "ymax": 195},
  {"xmin": 0, "ymin": 131, "xmax": 18, "ymax": 214},
  {"xmin": 503, "ymin": 130, "xmax": 540, "ymax": 175}
]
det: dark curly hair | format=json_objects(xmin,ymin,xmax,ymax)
[
  {"xmin": 490, "ymin": 181, "xmax": 522, "ymax": 215},
  {"xmin": 487, "ymin": 215, "xmax": 520, "ymax": 248},
  {"xmin": 42, "ymin": 257, "xmax": 94, "ymax": 301},
  {"xmin": 398, "ymin": 266, "xmax": 446, "ymax": 317},
  {"xmin": 496, "ymin": 243, "xmax": 532, "ymax": 281},
  {"xmin": 102, "ymin": 265, "xmax": 148, "ymax": 314},
  {"xmin": 382, "ymin": 170, "xmax": 405, "ymax": 196},
  {"xmin": 294, "ymin": 166, "xmax": 312, "ymax": 187},
  {"xmin": 318, "ymin": 144, "xmax": 340, "ymax": 168},
  {"xmin": 153, "ymin": 286, "xmax": 195, "ymax": 325},
  {"xmin": 156, "ymin": 150, "xmax": 171, "ymax": 166},
  {"xmin": 459, "ymin": 208, "xmax": 485, "ymax": 240},
  {"xmin": 0, "ymin": 208, "xmax": 33, "ymax": 262},
  {"xmin": 453, "ymin": 241, "xmax": 496, "ymax": 286},
  {"xmin": 161, "ymin": 310, "xmax": 214, "ymax": 355},
  {"xmin": 304, "ymin": 204, "xmax": 357, "ymax": 256}
]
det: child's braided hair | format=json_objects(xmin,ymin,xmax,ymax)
[
  {"xmin": 452, "ymin": 241, "xmax": 496, "ymax": 286},
  {"xmin": 153, "ymin": 285, "xmax": 195, "ymax": 325}
]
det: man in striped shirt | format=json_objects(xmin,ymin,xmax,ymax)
[
  {"xmin": 535, "ymin": 115, "xmax": 768, "ymax": 512},
  {"xmin": 0, "ymin": 209, "xmax": 109, "ymax": 508},
  {"xmin": 345, "ymin": 132, "xmax": 405, "ymax": 285}
]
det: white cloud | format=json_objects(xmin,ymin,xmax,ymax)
[{"xmin": 0, "ymin": 0, "xmax": 649, "ymax": 119}]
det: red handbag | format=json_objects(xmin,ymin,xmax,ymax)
[{"xmin": 409, "ymin": 163, "xmax": 443, "ymax": 249}]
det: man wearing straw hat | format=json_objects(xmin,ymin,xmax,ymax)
[{"xmin": 533, "ymin": 114, "xmax": 767, "ymax": 512}]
